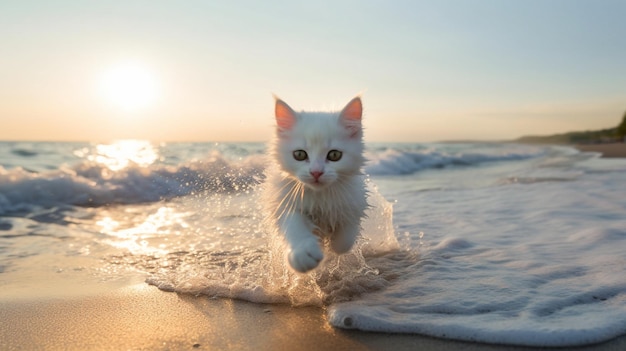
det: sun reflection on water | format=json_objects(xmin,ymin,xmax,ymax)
[
  {"xmin": 96, "ymin": 206, "xmax": 191, "ymax": 255},
  {"xmin": 75, "ymin": 140, "xmax": 159, "ymax": 171}
]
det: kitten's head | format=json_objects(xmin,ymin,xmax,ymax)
[{"xmin": 272, "ymin": 96, "xmax": 365, "ymax": 190}]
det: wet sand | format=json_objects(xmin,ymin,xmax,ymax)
[
  {"xmin": 576, "ymin": 143, "xmax": 626, "ymax": 158},
  {"xmin": 2, "ymin": 283, "xmax": 626, "ymax": 351}
]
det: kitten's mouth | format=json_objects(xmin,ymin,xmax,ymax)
[{"xmin": 307, "ymin": 179, "xmax": 328, "ymax": 189}]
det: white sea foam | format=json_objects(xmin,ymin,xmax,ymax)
[
  {"xmin": 364, "ymin": 143, "xmax": 543, "ymax": 176},
  {"xmin": 0, "ymin": 153, "xmax": 263, "ymax": 214},
  {"xmin": 328, "ymin": 157, "xmax": 626, "ymax": 347}
]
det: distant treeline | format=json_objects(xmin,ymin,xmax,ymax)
[{"xmin": 517, "ymin": 112, "xmax": 626, "ymax": 144}]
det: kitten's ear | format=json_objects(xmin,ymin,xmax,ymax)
[
  {"xmin": 340, "ymin": 97, "xmax": 362, "ymax": 137},
  {"xmin": 274, "ymin": 97, "xmax": 297, "ymax": 132}
]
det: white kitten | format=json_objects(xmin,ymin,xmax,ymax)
[{"xmin": 264, "ymin": 97, "xmax": 368, "ymax": 273}]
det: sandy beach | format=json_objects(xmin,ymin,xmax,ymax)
[
  {"xmin": 1, "ymin": 282, "xmax": 626, "ymax": 351},
  {"xmin": 576, "ymin": 143, "xmax": 626, "ymax": 158},
  {"xmin": 1, "ymin": 143, "xmax": 626, "ymax": 351}
]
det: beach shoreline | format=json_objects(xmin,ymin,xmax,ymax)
[
  {"xmin": 2, "ymin": 282, "xmax": 626, "ymax": 351},
  {"xmin": 575, "ymin": 142, "xmax": 626, "ymax": 158},
  {"xmin": 2, "ymin": 142, "xmax": 626, "ymax": 350}
]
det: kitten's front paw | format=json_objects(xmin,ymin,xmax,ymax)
[{"xmin": 288, "ymin": 239, "xmax": 323, "ymax": 273}]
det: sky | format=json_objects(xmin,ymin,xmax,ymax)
[{"xmin": 1, "ymin": 0, "xmax": 625, "ymax": 142}]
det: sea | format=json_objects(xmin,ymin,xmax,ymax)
[{"xmin": 1, "ymin": 140, "xmax": 625, "ymax": 347}]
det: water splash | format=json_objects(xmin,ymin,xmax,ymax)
[{"xmin": 144, "ymin": 183, "xmax": 410, "ymax": 306}]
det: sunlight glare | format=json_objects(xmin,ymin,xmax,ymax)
[
  {"xmin": 89, "ymin": 140, "xmax": 159, "ymax": 171},
  {"xmin": 98, "ymin": 61, "xmax": 159, "ymax": 112},
  {"xmin": 97, "ymin": 206, "xmax": 191, "ymax": 255}
]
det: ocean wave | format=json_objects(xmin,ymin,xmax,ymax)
[
  {"xmin": 364, "ymin": 146, "xmax": 543, "ymax": 176},
  {"xmin": 0, "ymin": 153, "xmax": 264, "ymax": 214},
  {"xmin": 0, "ymin": 143, "xmax": 546, "ymax": 213}
]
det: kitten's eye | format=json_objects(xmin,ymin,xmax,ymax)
[
  {"xmin": 327, "ymin": 150, "xmax": 342, "ymax": 162},
  {"xmin": 293, "ymin": 150, "xmax": 308, "ymax": 161}
]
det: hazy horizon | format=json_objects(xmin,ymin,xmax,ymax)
[{"xmin": 2, "ymin": 1, "xmax": 625, "ymax": 143}]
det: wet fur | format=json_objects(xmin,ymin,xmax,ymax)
[{"xmin": 264, "ymin": 97, "xmax": 368, "ymax": 273}]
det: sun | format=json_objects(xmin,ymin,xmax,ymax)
[{"xmin": 98, "ymin": 61, "xmax": 159, "ymax": 112}]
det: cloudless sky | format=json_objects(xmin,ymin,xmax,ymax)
[{"xmin": 1, "ymin": 0, "xmax": 625, "ymax": 142}]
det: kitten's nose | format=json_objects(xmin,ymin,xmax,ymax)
[{"xmin": 310, "ymin": 170, "xmax": 324, "ymax": 181}]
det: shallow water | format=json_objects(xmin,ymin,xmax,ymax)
[{"xmin": 1, "ymin": 140, "xmax": 625, "ymax": 346}]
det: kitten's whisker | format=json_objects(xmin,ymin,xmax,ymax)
[
  {"xmin": 275, "ymin": 189, "xmax": 295, "ymax": 220},
  {"xmin": 277, "ymin": 181, "xmax": 297, "ymax": 206},
  {"xmin": 288, "ymin": 182, "xmax": 303, "ymax": 216},
  {"xmin": 274, "ymin": 179, "xmax": 302, "ymax": 220},
  {"xmin": 298, "ymin": 183, "xmax": 305, "ymax": 214}
]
